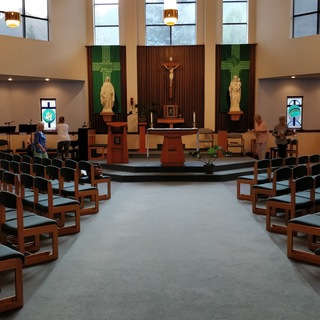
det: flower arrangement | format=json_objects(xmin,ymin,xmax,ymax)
[{"xmin": 190, "ymin": 145, "xmax": 232, "ymax": 165}]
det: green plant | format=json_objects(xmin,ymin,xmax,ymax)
[{"xmin": 190, "ymin": 145, "xmax": 232, "ymax": 165}]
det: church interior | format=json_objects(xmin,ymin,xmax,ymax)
[{"xmin": 1, "ymin": 1, "xmax": 320, "ymax": 319}]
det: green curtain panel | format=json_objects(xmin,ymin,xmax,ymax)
[
  {"xmin": 219, "ymin": 44, "xmax": 250, "ymax": 112},
  {"xmin": 91, "ymin": 46, "xmax": 122, "ymax": 114}
]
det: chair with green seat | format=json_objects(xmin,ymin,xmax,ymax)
[
  {"xmin": 251, "ymin": 166, "xmax": 292, "ymax": 215},
  {"xmin": 59, "ymin": 166, "xmax": 99, "ymax": 215},
  {"xmin": 287, "ymin": 212, "xmax": 320, "ymax": 265},
  {"xmin": 10, "ymin": 160, "xmax": 21, "ymax": 175},
  {"xmin": 266, "ymin": 175, "xmax": 315, "ymax": 234},
  {"xmin": 0, "ymin": 244, "xmax": 25, "ymax": 313},
  {"xmin": 34, "ymin": 176, "xmax": 81, "ymax": 236},
  {"xmin": 0, "ymin": 190, "xmax": 59, "ymax": 267},
  {"xmin": 79, "ymin": 160, "xmax": 112, "ymax": 201},
  {"xmin": 284, "ymin": 156, "xmax": 297, "ymax": 168},
  {"xmin": 236, "ymin": 159, "xmax": 270, "ymax": 201}
]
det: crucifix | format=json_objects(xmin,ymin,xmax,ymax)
[{"xmin": 162, "ymin": 57, "xmax": 180, "ymax": 99}]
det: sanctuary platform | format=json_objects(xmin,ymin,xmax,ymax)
[{"xmin": 98, "ymin": 153, "xmax": 256, "ymax": 182}]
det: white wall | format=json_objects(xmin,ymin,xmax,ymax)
[{"xmin": 0, "ymin": 81, "xmax": 86, "ymax": 132}]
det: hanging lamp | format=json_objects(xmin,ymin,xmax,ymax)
[
  {"xmin": 5, "ymin": 11, "xmax": 21, "ymax": 28},
  {"xmin": 163, "ymin": 0, "xmax": 178, "ymax": 26}
]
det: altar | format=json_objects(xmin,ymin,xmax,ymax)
[{"xmin": 147, "ymin": 128, "xmax": 199, "ymax": 166}]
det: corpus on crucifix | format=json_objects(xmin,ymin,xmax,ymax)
[{"xmin": 162, "ymin": 58, "xmax": 180, "ymax": 99}]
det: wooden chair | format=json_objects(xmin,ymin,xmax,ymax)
[
  {"xmin": 42, "ymin": 157, "xmax": 52, "ymax": 166},
  {"xmin": 310, "ymin": 163, "xmax": 320, "ymax": 177},
  {"xmin": 286, "ymin": 139, "xmax": 298, "ymax": 157},
  {"xmin": 266, "ymin": 175, "xmax": 315, "ymax": 234},
  {"xmin": 284, "ymin": 156, "xmax": 297, "ymax": 167},
  {"xmin": 0, "ymin": 139, "xmax": 13, "ymax": 154},
  {"xmin": 32, "ymin": 163, "xmax": 46, "ymax": 177},
  {"xmin": 10, "ymin": 160, "xmax": 21, "ymax": 175},
  {"xmin": 251, "ymin": 166, "xmax": 292, "ymax": 215},
  {"xmin": 79, "ymin": 160, "xmax": 112, "ymax": 200},
  {"xmin": 309, "ymin": 154, "xmax": 320, "ymax": 165},
  {"xmin": 12, "ymin": 154, "xmax": 22, "ymax": 163},
  {"xmin": 287, "ymin": 212, "xmax": 320, "ymax": 265},
  {"xmin": 0, "ymin": 159, "xmax": 10, "ymax": 171},
  {"xmin": 52, "ymin": 158, "xmax": 64, "ymax": 168},
  {"xmin": 0, "ymin": 191, "xmax": 59, "ymax": 266},
  {"xmin": 4, "ymin": 153, "xmax": 13, "ymax": 161},
  {"xmin": 59, "ymin": 167, "xmax": 99, "ymax": 215},
  {"xmin": 236, "ymin": 159, "xmax": 270, "ymax": 201},
  {"xmin": 34, "ymin": 176, "xmax": 81, "ymax": 236},
  {"xmin": 20, "ymin": 162, "xmax": 32, "ymax": 175},
  {"xmin": 88, "ymin": 129, "xmax": 107, "ymax": 160},
  {"xmin": 21, "ymin": 155, "xmax": 32, "ymax": 164},
  {"xmin": 0, "ymin": 244, "xmax": 25, "ymax": 312},
  {"xmin": 227, "ymin": 133, "xmax": 245, "ymax": 155},
  {"xmin": 33, "ymin": 156, "xmax": 42, "ymax": 164},
  {"xmin": 297, "ymin": 155, "xmax": 308, "ymax": 165},
  {"xmin": 198, "ymin": 128, "xmax": 214, "ymax": 149}
]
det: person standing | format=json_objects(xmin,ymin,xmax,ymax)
[
  {"xmin": 272, "ymin": 114, "xmax": 293, "ymax": 158},
  {"xmin": 254, "ymin": 114, "xmax": 268, "ymax": 159},
  {"xmin": 56, "ymin": 116, "xmax": 71, "ymax": 160},
  {"xmin": 34, "ymin": 121, "xmax": 48, "ymax": 159}
]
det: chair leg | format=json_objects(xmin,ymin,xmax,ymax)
[{"xmin": 0, "ymin": 258, "xmax": 24, "ymax": 313}]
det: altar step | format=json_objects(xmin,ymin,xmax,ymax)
[{"xmin": 99, "ymin": 156, "xmax": 256, "ymax": 182}]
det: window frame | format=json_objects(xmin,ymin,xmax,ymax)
[
  {"xmin": 292, "ymin": 0, "xmax": 320, "ymax": 38},
  {"xmin": 222, "ymin": 0, "xmax": 248, "ymax": 45},
  {"xmin": 145, "ymin": 0, "xmax": 197, "ymax": 46},
  {"xmin": 0, "ymin": 0, "xmax": 49, "ymax": 41},
  {"xmin": 94, "ymin": 0, "xmax": 120, "ymax": 45}
]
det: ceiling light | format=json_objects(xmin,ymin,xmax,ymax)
[
  {"xmin": 5, "ymin": 11, "xmax": 21, "ymax": 28},
  {"xmin": 163, "ymin": 0, "xmax": 178, "ymax": 26}
]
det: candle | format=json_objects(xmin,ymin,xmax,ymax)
[
  {"xmin": 150, "ymin": 112, "xmax": 153, "ymax": 123},
  {"xmin": 193, "ymin": 111, "xmax": 196, "ymax": 123}
]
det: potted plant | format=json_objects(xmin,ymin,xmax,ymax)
[{"xmin": 190, "ymin": 145, "xmax": 232, "ymax": 174}]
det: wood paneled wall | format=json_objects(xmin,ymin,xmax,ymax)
[{"xmin": 137, "ymin": 46, "xmax": 205, "ymax": 128}]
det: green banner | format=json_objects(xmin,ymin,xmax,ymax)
[
  {"xmin": 219, "ymin": 44, "xmax": 250, "ymax": 112},
  {"xmin": 91, "ymin": 46, "xmax": 121, "ymax": 113}
]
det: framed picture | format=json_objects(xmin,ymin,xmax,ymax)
[
  {"xmin": 164, "ymin": 105, "xmax": 178, "ymax": 118},
  {"xmin": 286, "ymin": 96, "xmax": 303, "ymax": 129}
]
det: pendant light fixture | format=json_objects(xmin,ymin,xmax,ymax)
[
  {"xmin": 5, "ymin": 11, "xmax": 21, "ymax": 28},
  {"xmin": 163, "ymin": 0, "xmax": 178, "ymax": 26}
]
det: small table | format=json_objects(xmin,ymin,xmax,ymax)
[{"xmin": 157, "ymin": 118, "xmax": 184, "ymax": 128}]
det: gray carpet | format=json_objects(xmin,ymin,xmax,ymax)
[{"xmin": 2, "ymin": 181, "xmax": 320, "ymax": 320}]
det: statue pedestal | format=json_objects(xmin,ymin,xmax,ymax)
[
  {"xmin": 100, "ymin": 111, "xmax": 115, "ymax": 123},
  {"xmin": 228, "ymin": 111, "xmax": 243, "ymax": 121}
]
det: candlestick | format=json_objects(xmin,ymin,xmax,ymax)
[
  {"xmin": 150, "ymin": 112, "xmax": 153, "ymax": 124},
  {"xmin": 193, "ymin": 111, "xmax": 196, "ymax": 123}
]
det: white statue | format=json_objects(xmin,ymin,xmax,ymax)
[
  {"xmin": 229, "ymin": 75, "xmax": 241, "ymax": 112},
  {"xmin": 100, "ymin": 76, "xmax": 115, "ymax": 113}
]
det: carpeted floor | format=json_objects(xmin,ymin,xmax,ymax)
[{"xmin": 2, "ymin": 181, "xmax": 320, "ymax": 320}]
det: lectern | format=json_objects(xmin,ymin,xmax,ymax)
[{"xmin": 107, "ymin": 122, "xmax": 128, "ymax": 164}]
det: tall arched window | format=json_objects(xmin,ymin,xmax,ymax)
[
  {"xmin": 146, "ymin": 0, "xmax": 196, "ymax": 46},
  {"xmin": 222, "ymin": 0, "xmax": 248, "ymax": 44},
  {"xmin": 0, "ymin": 0, "xmax": 48, "ymax": 41},
  {"xmin": 94, "ymin": 0, "xmax": 119, "ymax": 45}
]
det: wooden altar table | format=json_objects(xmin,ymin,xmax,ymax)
[
  {"xmin": 157, "ymin": 118, "xmax": 185, "ymax": 128},
  {"xmin": 147, "ymin": 128, "xmax": 198, "ymax": 166}
]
